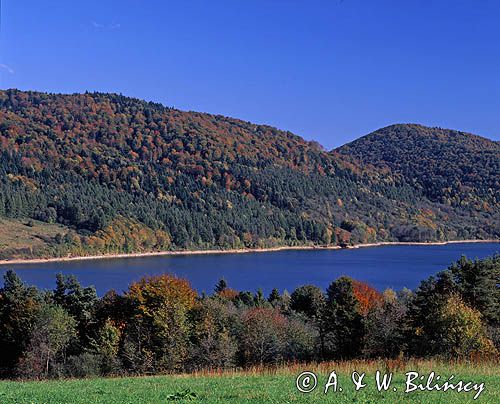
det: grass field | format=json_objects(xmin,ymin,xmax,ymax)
[
  {"xmin": 0, "ymin": 218, "xmax": 68, "ymax": 260},
  {"xmin": 0, "ymin": 359, "xmax": 497, "ymax": 403}
]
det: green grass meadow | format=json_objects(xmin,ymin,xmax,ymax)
[{"xmin": 0, "ymin": 360, "xmax": 497, "ymax": 403}]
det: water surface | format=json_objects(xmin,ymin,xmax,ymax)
[{"xmin": 1, "ymin": 243, "xmax": 498, "ymax": 295}]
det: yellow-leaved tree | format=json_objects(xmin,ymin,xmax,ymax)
[
  {"xmin": 123, "ymin": 275, "xmax": 197, "ymax": 373},
  {"xmin": 439, "ymin": 294, "xmax": 497, "ymax": 358}
]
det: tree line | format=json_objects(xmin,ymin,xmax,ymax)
[{"xmin": 0, "ymin": 255, "xmax": 498, "ymax": 379}]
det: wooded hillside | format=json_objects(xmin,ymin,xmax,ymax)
[{"xmin": 0, "ymin": 90, "xmax": 498, "ymax": 258}]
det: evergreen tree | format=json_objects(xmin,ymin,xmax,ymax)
[
  {"xmin": 268, "ymin": 288, "xmax": 281, "ymax": 306},
  {"xmin": 450, "ymin": 255, "xmax": 500, "ymax": 325},
  {"xmin": 214, "ymin": 278, "xmax": 228, "ymax": 294},
  {"xmin": 0, "ymin": 270, "xmax": 43, "ymax": 375},
  {"xmin": 322, "ymin": 276, "xmax": 364, "ymax": 359}
]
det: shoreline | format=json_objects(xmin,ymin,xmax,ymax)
[{"xmin": 0, "ymin": 239, "xmax": 498, "ymax": 266}]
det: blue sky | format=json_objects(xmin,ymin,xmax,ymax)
[{"xmin": 1, "ymin": 0, "xmax": 499, "ymax": 148}]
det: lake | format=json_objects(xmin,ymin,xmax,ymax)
[{"xmin": 1, "ymin": 243, "xmax": 498, "ymax": 295}]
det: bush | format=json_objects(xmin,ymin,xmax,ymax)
[{"xmin": 65, "ymin": 353, "xmax": 102, "ymax": 378}]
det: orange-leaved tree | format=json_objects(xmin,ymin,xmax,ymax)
[
  {"xmin": 352, "ymin": 279, "xmax": 383, "ymax": 316},
  {"xmin": 124, "ymin": 274, "xmax": 197, "ymax": 372}
]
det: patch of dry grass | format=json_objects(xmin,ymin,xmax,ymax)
[{"xmin": 0, "ymin": 218, "xmax": 69, "ymax": 259}]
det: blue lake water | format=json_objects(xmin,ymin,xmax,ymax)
[{"xmin": 1, "ymin": 243, "xmax": 498, "ymax": 295}]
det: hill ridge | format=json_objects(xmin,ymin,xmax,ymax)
[{"xmin": 0, "ymin": 89, "xmax": 497, "ymax": 259}]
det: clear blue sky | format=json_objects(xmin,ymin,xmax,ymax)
[{"xmin": 1, "ymin": 0, "xmax": 499, "ymax": 149}]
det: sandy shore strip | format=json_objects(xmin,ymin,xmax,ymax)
[{"xmin": 0, "ymin": 239, "xmax": 498, "ymax": 266}]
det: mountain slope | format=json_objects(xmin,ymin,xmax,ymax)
[
  {"xmin": 0, "ymin": 91, "xmax": 497, "ymax": 259},
  {"xmin": 336, "ymin": 124, "xmax": 500, "ymax": 209}
]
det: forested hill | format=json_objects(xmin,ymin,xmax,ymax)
[
  {"xmin": 336, "ymin": 124, "xmax": 500, "ymax": 208},
  {"xmin": 0, "ymin": 90, "xmax": 498, "ymax": 259}
]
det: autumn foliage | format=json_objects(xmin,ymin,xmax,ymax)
[
  {"xmin": 127, "ymin": 274, "xmax": 197, "ymax": 317},
  {"xmin": 1, "ymin": 90, "xmax": 498, "ymax": 260},
  {"xmin": 352, "ymin": 279, "xmax": 384, "ymax": 315},
  {"xmin": 0, "ymin": 255, "xmax": 498, "ymax": 379}
]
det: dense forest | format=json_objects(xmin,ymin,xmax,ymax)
[
  {"xmin": 0, "ymin": 90, "xmax": 498, "ymax": 259},
  {"xmin": 0, "ymin": 255, "xmax": 498, "ymax": 379},
  {"xmin": 336, "ymin": 123, "xmax": 500, "ymax": 208}
]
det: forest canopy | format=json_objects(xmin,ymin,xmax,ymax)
[{"xmin": 0, "ymin": 90, "xmax": 498, "ymax": 259}]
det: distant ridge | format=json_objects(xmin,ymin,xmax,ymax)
[{"xmin": 336, "ymin": 123, "xmax": 499, "ymax": 207}]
